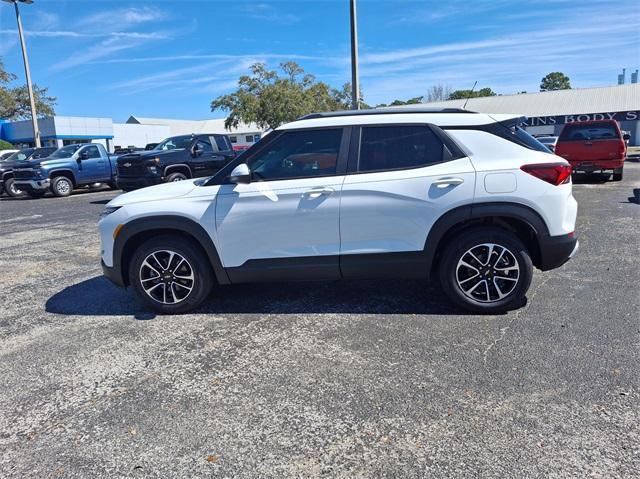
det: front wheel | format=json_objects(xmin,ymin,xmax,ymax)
[
  {"xmin": 4, "ymin": 177, "xmax": 25, "ymax": 198},
  {"xmin": 166, "ymin": 172, "xmax": 188, "ymax": 182},
  {"xmin": 129, "ymin": 235, "xmax": 214, "ymax": 314},
  {"xmin": 438, "ymin": 227, "xmax": 533, "ymax": 314},
  {"xmin": 51, "ymin": 176, "xmax": 73, "ymax": 197},
  {"xmin": 612, "ymin": 167, "xmax": 623, "ymax": 181}
]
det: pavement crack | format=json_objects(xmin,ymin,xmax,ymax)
[{"xmin": 482, "ymin": 274, "xmax": 553, "ymax": 372}]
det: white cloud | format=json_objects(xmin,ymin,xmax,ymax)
[
  {"xmin": 83, "ymin": 7, "xmax": 167, "ymax": 28},
  {"xmin": 243, "ymin": 3, "xmax": 300, "ymax": 24}
]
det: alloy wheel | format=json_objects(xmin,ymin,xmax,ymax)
[
  {"xmin": 57, "ymin": 179, "xmax": 71, "ymax": 195},
  {"xmin": 455, "ymin": 243, "xmax": 520, "ymax": 303},
  {"xmin": 139, "ymin": 250, "xmax": 195, "ymax": 304}
]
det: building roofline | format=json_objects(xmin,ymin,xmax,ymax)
[{"xmin": 298, "ymin": 107, "xmax": 475, "ymax": 120}]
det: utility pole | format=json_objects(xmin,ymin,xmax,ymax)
[
  {"xmin": 3, "ymin": 0, "xmax": 41, "ymax": 147},
  {"xmin": 349, "ymin": 0, "xmax": 360, "ymax": 110}
]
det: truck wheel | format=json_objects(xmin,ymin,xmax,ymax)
[
  {"xmin": 167, "ymin": 172, "xmax": 188, "ymax": 182},
  {"xmin": 5, "ymin": 178, "xmax": 25, "ymax": 198},
  {"xmin": 51, "ymin": 176, "xmax": 73, "ymax": 197},
  {"xmin": 612, "ymin": 167, "xmax": 623, "ymax": 181},
  {"xmin": 438, "ymin": 227, "xmax": 533, "ymax": 314},
  {"xmin": 129, "ymin": 235, "xmax": 214, "ymax": 314}
]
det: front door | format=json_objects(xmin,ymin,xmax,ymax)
[
  {"xmin": 77, "ymin": 145, "xmax": 107, "ymax": 182},
  {"xmin": 215, "ymin": 127, "xmax": 348, "ymax": 282}
]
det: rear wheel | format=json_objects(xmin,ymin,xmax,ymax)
[
  {"xmin": 438, "ymin": 227, "xmax": 533, "ymax": 313},
  {"xmin": 4, "ymin": 177, "xmax": 25, "ymax": 198},
  {"xmin": 612, "ymin": 167, "xmax": 623, "ymax": 181},
  {"xmin": 51, "ymin": 176, "xmax": 73, "ymax": 197},
  {"xmin": 129, "ymin": 235, "xmax": 214, "ymax": 314}
]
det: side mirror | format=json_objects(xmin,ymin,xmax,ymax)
[
  {"xmin": 229, "ymin": 163, "xmax": 251, "ymax": 184},
  {"xmin": 623, "ymin": 133, "xmax": 631, "ymax": 141}
]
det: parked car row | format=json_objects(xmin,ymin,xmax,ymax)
[{"xmin": 0, "ymin": 133, "xmax": 237, "ymax": 198}]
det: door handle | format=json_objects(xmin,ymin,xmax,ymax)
[
  {"xmin": 304, "ymin": 187, "xmax": 334, "ymax": 198},
  {"xmin": 432, "ymin": 177, "xmax": 464, "ymax": 188}
]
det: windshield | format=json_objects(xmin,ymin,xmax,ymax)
[
  {"xmin": 538, "ymin": 137, "xmax": 557, "ymax": 144},
  {"xmin": 154, "ymin": 136, "xmax": 192, "ymax": 151},
  {"xmin": 49, "ymin": 144, "xmax": 82, "ymax": 159},
  {"xmin": 6, "ymin": 148, "xmax": 35, "ymax": 162}
]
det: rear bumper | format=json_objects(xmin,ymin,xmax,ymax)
[
  {"xmin": 116, "ymin": 176, "xmax": 163, "ymax": 190},
  {"xmin": 538, "ymin": 233, "xmax": 579, "ymax": 271},
  {"xmin": 13, "ymin": 178, "xmax": 50, "ymax": 191},
  {"xmin": 102, "ymin": 259, "xmax": 125, "ymax": 288},
  {"xmin": 569, "ymin": 159, "xmax": 624, "ymax": 172}
]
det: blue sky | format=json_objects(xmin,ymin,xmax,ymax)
[{"xmin": 1, "ymin": 0, "xmax": 638, "ymax": 122}]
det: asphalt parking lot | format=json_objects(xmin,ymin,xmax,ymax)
[{"xmin": 1, "ymin": 163, "xmax": 639, "ymax": 478}]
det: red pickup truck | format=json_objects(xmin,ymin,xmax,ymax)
[{"xmin": 555, "ymin": 120, "xmax": 630, "ymax": 181}]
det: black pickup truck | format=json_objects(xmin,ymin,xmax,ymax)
[{"xmin": 116, "ymin": 134, "xmax": 236, "ymax": 191}]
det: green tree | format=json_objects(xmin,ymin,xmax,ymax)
[
  {"xmin": 377, "ymin": 96, "xmax": 423, "ymax": 108},
  {"xmin": 211, "ymin": 62, "xmax": 354, "ymax": 130},
  {"xmin": 540, "ymin": 72, "xmax": 571, "ymax": 91},
  {"xmin": 448, "ymin": 87, "xmax": 496, "ymax": 100},
  {"xmin": 0, "ymin": 139, "xmax": 14, "ymax": 150},
  {"xmin": 0, "ymin": 58, "xmax": 56, "ymax": 120}
]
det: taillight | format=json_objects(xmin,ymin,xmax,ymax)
[{"xmin": 521, "ymin": 163, "xmax": 572, "ymax": 186}]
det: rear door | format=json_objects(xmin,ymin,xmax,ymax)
[
  {"xmin": 215, "ymin": 127, "xmax": 349, "ymax": 281},
  {"xmin": 339, "ymin": 124, "xmax": 476, "ymax": 278}
]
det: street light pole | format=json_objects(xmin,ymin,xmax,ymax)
[
  {"xmin": 4, "ymin": 0, "xmax": 41, "ymax": 147},
  {"xmin": 349, "ymin": 0, "xmax": 360, "ymax": 110}
]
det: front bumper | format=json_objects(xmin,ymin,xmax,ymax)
[
  {"xmin": 102, "ymin": 259, "xmax": 125, "ymax": 288},
  {"xmin": 13, "ymin": 178, "xmax": 50, "ymax": 191},
  {"xmin": 538, "ymin": 233, "xmax": 579, "ymax": 271}
]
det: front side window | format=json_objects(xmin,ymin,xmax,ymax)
[
  {"xmin": 358, "ymin": 126, "xmax": 446, "ymax": 172},
  {"xmin": 83, "ymin": 145, "xmax": 101, "ymax": 158},
  {"xmin": 248, "ymin": 128, "xmax": 343, "ymax": 181},
  {"xmin": 195, "ymin": 140, "xmax": 213, "ymax": 152},
  {"xmin": 559, "ymin": 122, "xmax": 620, "ymax": 141}
]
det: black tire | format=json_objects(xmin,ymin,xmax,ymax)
[
  {"xmin": 4, "ymin": 177, "xmax": 25, "ymax": 198},
  {"xmin": 438, "ymin": 227, "xmax": 533, "ymax": 314},
  {"xmin": 166, "ymin": 172, "xmax": 188, "ymax": 182},
  {"xmin": 612, "ymin": 167, "xmax": 623, "ymax": 181},
  {"xmin": 129, "ymin": 235, "xmax": 214, "ymax": 314},
  {"xmin": 27, "ymin": 191, "xmax": 46, "ymax": 199},
  {"xmin": 51, "ymin": 176, "xmax": 74, "ymax": 197}
]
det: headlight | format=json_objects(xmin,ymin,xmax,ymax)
[{"xmin": 100, "ymin": 206, "xmax": 121, "ymax": 219}]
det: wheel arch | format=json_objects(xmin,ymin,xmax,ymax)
[
  {"xmin": 164, "ymin": 164, "xmax": 192, "ymax": 178},
  {"xmin": 114, "ymin": 215, "xmax": 229, "ymax": 287},
  {"xmin": 49, "ymin": 169, "xmax": 77, "ymax": 186},
  {"xmin": 425, "ymin": 202, "xmax": 549, "ymax": 278}
]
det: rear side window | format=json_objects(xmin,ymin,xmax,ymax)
[
  {"xmin": 358, "ymin": 126, "xmax": 446, "ymax": 172},
  {"xmin": 248, "ymin": 128, "xmax": 343, "ymax": 181},
  {"xmin": 559, "ymin": 122, "xmax": 620, "ymax": 141},
  {"xmin": 213, "ymin": 135, "xmax": 232, "ymax": 151}
]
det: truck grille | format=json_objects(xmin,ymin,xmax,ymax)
[
  {"xmin": 117, "ymin": 159, "xmax": 147, "ymax": 177},
  {"xmin": 13, "ymin": 169, "xmax": 35, "ymax": 180}
]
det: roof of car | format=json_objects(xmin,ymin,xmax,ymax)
[{"xmin": 280, "ymin": 109, "xmax": 520, "ymax": 130}]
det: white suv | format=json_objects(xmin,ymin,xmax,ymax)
[{"xmin": 99, "ymin": 108, "xmax": 578, "ymax": 314}]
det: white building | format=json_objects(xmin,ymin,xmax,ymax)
[
  {"xmin": 0, "ymin": 115, "xmax": 263, "ymax": 152},
  {"xmin": 416, "ymin": 84, "xmax": 640, "ymax": 145}
]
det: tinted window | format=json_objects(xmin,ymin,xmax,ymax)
[
  {"xmin": 196, "ymin": 139, "xmax": 213, "ymax": 152},
  {"xmin": 50, "ymin": 144, "xmax": 82, "ymax": 159},
  {"xmin": 248, "ymin": 128, "xmax": 343, "ymax": 181},
  {"xmin": 31, "ymin": 147, "xmax": 56, "ymax": 159},
  {"xmin": 229, "ymin": 136, "xmax": 237, "ymax": 143},
  {"xmin": 559, "ymin": 122, "xmax": 620, "ymax": 141},
  {"xmin": 214, "ymin": 135, "xmax": 231, "ymax": 151},
  {"xmin": 358, "ymin": 126, "xmax": 445, "ymax": 172}
]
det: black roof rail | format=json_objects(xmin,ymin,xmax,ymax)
[{"xmin": 298, "ymin": 106, "xmax": 476, "ymax": 121}]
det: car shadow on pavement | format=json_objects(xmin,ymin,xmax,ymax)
[
  {"xmin": 627, "ymin": 188, "xmax": 640, "ymax": 205},
  {"xmin": 45, "ymin": 275, "xmax": 477, "ymax": 318}
]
